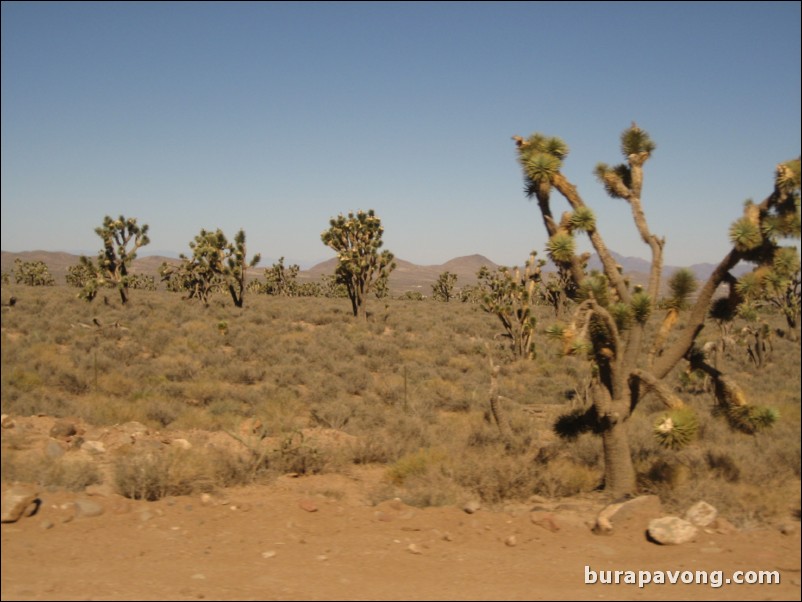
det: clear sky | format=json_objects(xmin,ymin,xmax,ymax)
[{"xmin": 2, "ymin": 1, "xmax": 800, "ymax": 268}]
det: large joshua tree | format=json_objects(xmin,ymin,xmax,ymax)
[
  {"xmin": 87, "ymin": 215, "xmax": 150, "ymax": 304},
  {"xmin": 160, "ymin": 228, "xmax": 260, "ymax": 308},
  {"xmin": 513, "ymin": 124, "xmax": 800, "ymax": 496},
  {"xmin": 321, "ymin": 209, "xmax": 396, "ymax": 319}
]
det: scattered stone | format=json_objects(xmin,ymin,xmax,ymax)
[
  {"xmin": 647, "ymin": 516, "xmax": 698, "ymax": 545},
  {"xmin": 504, "ymin": 535, "xmax": 517, "ymax": 547},
  {"xmin": 462, "ymin": 500, "xmax": 482, "ymax": 514},
  {"xmin": 407, "ymin": 543, "xmax": 422, "ymax": 555},
  {"xmin": 1, "ymin": 486, "xmax": 40, "ymax": 523},
  {"xmin": 316, "ymin": 554, "xmax": 328, "ymax": 561},
  {"xmin": 710, "ymin": 517, "xmax": 738, "ymax": 535},
  {"xmin": 530, "ymin": 511, "xmax": 560, "ymax": 533},
  {"xmin": 298, "ymin": 499, "xmax": 318, "ymax": 513},
  {"xmin": 81, "ymin": 440, "xmax": 106, "ymax": 454},
  {"xmin": 442, "ymin": 532, "xmax": 454, "ymax": 542},
  {"xmin": 594, "ymin": 495, "xmax": 662, "ymax": 535},
  {"xmin": 1, "ymin": 414, "xmax": 15, "ymax": 429},
  {"xmin": 40, "ymin": 519, "xmax": 54, "ymax": 530},
  {"xmin": 170, "ymin": 438, "xmax": 192, "ymax": 450},
  {"xmin": 191, "ymin": 574, "xmax": 206, "ymax": 580},
  {"xmin": 74, "ymin": 497, "xmax": 104, "ymax": 518},
  {"xmin": 685, "ymin": 501, "xmax": 718, "ymax": 527},
  {"xmin": 778, "ymin": 522, "xmax": 798, "ymax": 536},
  {"xmin": 261, "ymin": 550, "xmax": 277, "ymax": 559},
  {"xmin": 120, "ymin": 421, "xmax": 149, "ymax": 437},
  {"xmin": 527, "ymin": 494, "xmax": 549, "ymax": 505},
  {"xmin": 49, "ymin": 420, "xmax": 77, "ymax": 439}
]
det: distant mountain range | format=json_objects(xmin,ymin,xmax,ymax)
[{"xmin": 1, "ymin": 249, "xmax": 748, "ymax": 294}]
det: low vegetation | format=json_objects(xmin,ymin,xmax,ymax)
[{"xmin": 1, "ymin": 283, "xmax": 799, "ymax": 526}]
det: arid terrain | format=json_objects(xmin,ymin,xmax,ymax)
[{"xmin": 2, "ymin": 415, "xmax": 800, "ymax": 602}]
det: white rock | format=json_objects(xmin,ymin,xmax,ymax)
[
  {"xmin": 648, "ymin": 516, "xmax": 698, "ymax": 545},
  {"xmin": 685, "ymin": 501, "xmax": 718, "ymax": 527}
]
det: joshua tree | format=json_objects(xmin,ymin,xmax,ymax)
[
  {"xmin": 83, "ymin": 215, "xmax": 150, "ymax": 304},
  {"xmin": 160, "ymin": 229, "xmax": 228, "ymax": 306},
  {"xmin": 262, "ymin": 257, "xmax": 300, "ymax": 296},
  {"xmin": 432, "ymin": 271, "xmax": 458, "ymax": 302},
  {"xmin": 221, "ymin": 229, "xmax": 261, "ymax": 308},
  {"xmin": 161, "ymin": 228, "xmax": 259, "ymax": 308},
  {"xmin": 13, "ymin": 259, "xmax": 56, "ymax": 286},
  {"xmin": 477, "ymin": 252, "xmax": 542, "ymax": 360},
  {"xmin": 513, "ymin": 124, "xmax": 800, "ymax": 496},
  {"xmin": 321, "ymin": 210, "xmax": 396, "ymax": 318}
]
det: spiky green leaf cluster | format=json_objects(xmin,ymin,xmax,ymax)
[
  {"xmin": 709, "ymin": 296, "xmax": 738, "ymax": 323},
  {"xmin": 665, "ymin": 268, "xmax": 698, "ymax": 310},
  {"xmin": 546, "ymin": 232, "xmax": 576, "ymax": 263},
  {"xmin": 630, "ymin": 292, "xmax": 652, "ymax": 324},
  {"xmin": 620, "ymin": 125, "xmax": 656, "ymax": 157},
  {"xmin": 609, "ymin": 302, "xmax": 633, "ymax": 331},
  {"xmin": 569, "ymin": 207, "xmax": 596, "ymax": 232},
  {"xmin": 515, "ymin": 134, "xmax": 569, "ymax": 197},
  {"xmin": 729, "ymin": 217, "xmax": 763, "ymax": 251},
  {"xmin": 578, "ymin": 272, "xmax": 611, "ymax": 308},
  {"xmin": 725, "ymin": 405, "xmax": 779, "ymax": 434},
  {"xmin": 544, "ymin": 323, "xmax": 566, "ymax": 340},
  {"xmin": 735, "ymin": 271, "xmax": 763, "ymax": 300},
  {"xmin": 653, "ymin": 407, "xmax": 698, "ymax": 450}
]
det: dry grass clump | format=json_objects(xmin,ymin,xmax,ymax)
[{"xmin": 1, "ymin": 451, "xmax": 102, "ymax": 492}]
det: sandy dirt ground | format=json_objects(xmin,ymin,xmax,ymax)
[{"xmin": 1, "ymin": 416, "xmax": 800, "ymax": 601}]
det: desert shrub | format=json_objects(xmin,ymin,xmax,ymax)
[{"xmin": 1, "ymin": 452, "xmax": 102, "ymax": 492}]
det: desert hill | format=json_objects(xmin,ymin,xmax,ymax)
[{"xmin": 1, "ymin": 249, "xmax": 745, "ymax": 295}]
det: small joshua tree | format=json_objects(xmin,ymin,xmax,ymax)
[
  {"xmin": 161, "ymin": 228, "xmax": 259, "ymax": 308},
  {"xmin": 222, "ymin": 229, "xmax": 261, "ymax": 308},
  {"xmin": 321, "ymin": 210, "xmax": 396, "ymax": 319},
  {"xmin": 477, "ymin": 252, "xmax": 543, "ymax": 360},
  {"xmin": 262, "ymin": 257, "xmax": 300, "ymax": 296},
  {"xmin": 13, "ymin": 259, "xmax": 56, "ymax": 286},
  {"xmin": 432, "ymin": 271, "xmax": 458, "ymax": 302},
  {"xmin": 513, "ymin": 124, "xmax": 799, "ymax": 496},
  {"xmin": 84, "ymin": 215, "xmax": 150, "ymax": 304}
]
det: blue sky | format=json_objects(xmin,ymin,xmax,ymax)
[{"xmin": 2, "ymin": 1, "xmax": 800, "ymax": 268}]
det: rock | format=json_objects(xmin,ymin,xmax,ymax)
[
  {"xmin": 711, "ymin": 517, "xmax": 738, "ymax": 535},
  {"xmin": 74, "ymin": 497, "xmax": 104, "ymax": 518},
  {"xmin": 40, "ymin": 519, "xmax": 55, "ymax": 530},
  {"xmin": 647, "ymin": 516, "xmax": 698, "ymax": 545},
  {"xmin": 462, "ymin": 500, "xmax": 481, "ymax": 514},
  {"xmin": 685, "ymin": 501, "xmax": 717, "ymax": 527},
  {"xmin": 1, "ymin": 486, "xmax": 40, "ymax": 523},
  {"xmin": 1, "ymin": 414, "xmax": 15, "ymax": 429},
  {"xmin": 261, "ymin": 550, "xmax": 277, "ymax": 559},
  {"xmin": 407, "ymin": 543, "xmax": 422, "ymax": 555},
  {"xmin": 170, "ymin": 438, "xmax": 192, "ymax": 450},
  {"xmin": 594, "ymin": 495, "xmax": 662, "ymax": 534},
  {"xmin": 778, "ymin": 522, "xmax": 798, "ymax": 536},
  {"xmin": 120, "ymin": 421, "xmax": 149, "ymax": 436},
  {"xmin": 49, "ymin": 420, "xmax": 77, "ymax": 439},
  {"xmin": 504, "ymin": 535, "xmax": 517, "ymax": 547},
  {"xmin": 530, "ymin": 511, "xmax": 560, "ymax": 533},
  {"xmin": 81, "ymin": 440, "xmax": 106, "ymax": 454},
  {"xmin": 298, "ymin": 499, "xmax": 318, "ymax": 513}
]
